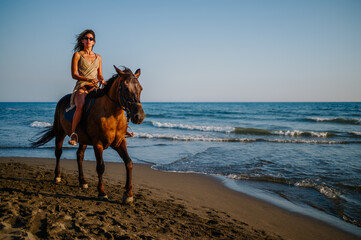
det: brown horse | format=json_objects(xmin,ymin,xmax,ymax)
[{"xmin": 31, "ymin": 66, "xmax": 145, "ymax": 203}]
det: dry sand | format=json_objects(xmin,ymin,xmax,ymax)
[{"xmin": 0, "ymin": 157, "xmax": 359, "ymax": 240}]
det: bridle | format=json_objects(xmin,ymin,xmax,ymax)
[
  {"xmin": 105, "ymin": 91, "xmax": 126, "ymax": 111},
  {"xmin": 104, "ymin": 75, "xmax": 140, "ymax": 117}
]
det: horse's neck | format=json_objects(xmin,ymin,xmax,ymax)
[
  {"xmin": 102, "ymin": 77, "xmax": 123, "ymax": 114},
  {"xmin": 108, "ymin": 78, "xmax": 121, "ymax": 103}
]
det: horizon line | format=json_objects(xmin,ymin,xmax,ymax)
[{"xmin": 1, "ymin": 101, "xmax": 361, "ymax": 103}]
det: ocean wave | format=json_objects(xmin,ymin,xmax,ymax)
[
  {"xmin": 228, "ymin": 174, "xmax": 341, "ymax": 200},
  {"xmin": 349, "ymin": 131, "xmax": 361, "ymax": 137},
  {"xmin": 30, "ymin": 121, "xmax": 52, "ymax": 128},
  {"xmin": 227, "ymin": 174, "xmax": 291, "ymax": 185},
  {"xmin": 306, "ymin": 117, "xmax": 361, "ymax": 125},
  {"xmin": 235, "ymin": 128, "xmax": 333, "ymax": 138},
  {"xmin": 273, "ymin": 130, "xmax": 333, "ymax": 138},
  {"xmin": 151, "ymin": 121, "xmax": 233, "ymax": 133},
  {"xmin": 135, "ymin": 133, "xmax": 360, "ymax": 144},
  {"xmin": 135, "ymin": 132, "xmax": 246, "ymax": 142},
  {"xmin": 295, "ymin": 179, "xmax": 340, "ymax": 199},
  {"xmin": 151, "ymin": 122, "xmax": 340, "ymax": 139}
]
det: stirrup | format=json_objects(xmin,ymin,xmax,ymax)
[
  {"xmin": 68, "ymin": 132, "xmax": 78, "ymax": 145},
  {"xmin": 125, "ymin": 126, "xmax": 134, "ymax": 138}
]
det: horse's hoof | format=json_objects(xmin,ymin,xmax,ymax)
[
  {"xmin": 98, "ymin": 195, "xmax": 109, "ymax": 201},
  {"xmin": 81, "ymin": 183, "xmax": 88, "ymax": 189},
  {"xmin": 55, "ymin": 177, "xmax": 61, "ymax": 183},
  {"xmin": 123, "ymin": 194, "xmax": 134, "ymax": 204}
]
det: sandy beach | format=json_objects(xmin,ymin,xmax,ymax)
[{"xmin": 0, "ymin": 157, "xmax": 359, "ymax": 240}]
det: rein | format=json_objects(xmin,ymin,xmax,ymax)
[{"xmin": 105, "ymin": 92, "xmax": 126, "ymax": 111}]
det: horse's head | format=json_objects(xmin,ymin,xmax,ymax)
[{"xmin": 114, "ymin": 66, "xmax": 145, "ymax": 124}]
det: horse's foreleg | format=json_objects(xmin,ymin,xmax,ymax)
[
  {"xmin": 113, "ymin": 139, "xmax": 134, "ymax": 204},
  {"xmin": 77, "ymin": 144, "xmax": 88, "ymax": 188},
  {"xmin": 54, "ymin": 133, "xmax": 65, "ymax": 183},
  {"xmin": 93, "ymin": 144, "xmax": 107, "ymax": 199}
]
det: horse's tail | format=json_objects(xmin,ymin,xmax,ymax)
[{"xmin": 31, "ymin": 126, "xmax": 55, "ymax": 148}]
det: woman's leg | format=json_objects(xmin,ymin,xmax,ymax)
[{"xmin": 69, "ymin": 88, "xmax": 87, "ymax": 145}]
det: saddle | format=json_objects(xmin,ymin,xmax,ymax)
[{"xmin": 64, "ymin": 94, "xmax": 96, "ymax": 123}]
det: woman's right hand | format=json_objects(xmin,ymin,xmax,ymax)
[{"xmin": 89, "ymin": 78, "xmax": 98, "ymax": 86}]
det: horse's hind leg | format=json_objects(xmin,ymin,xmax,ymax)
[
  {"xmin": 113, "ymin": 139, "xmax": 134, "ymax": 204},
  {"xmin": 54, "ymin": 132, "xmax": 66, "ymax": 182},
  {"xmin": 77, "ymin": 144, "xmax": 88, "ymax": 188},
  {"xmin": 93, "ymin": 144, "xmax": 108, "ymax": 199}
]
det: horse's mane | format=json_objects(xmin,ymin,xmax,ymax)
[{"xmin": 90, "ymin": 67, "xmax": 133, "ymax": 98}]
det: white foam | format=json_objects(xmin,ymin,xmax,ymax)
[
  {"xmin": 267, "ymin": 139, "xmax": 339, "ymax": 144},
  {"xmin": 151, "ymin": 121, "xmax": 233, "ymax": 133},
  {"xmin": 307, "ymin": 117, "xmax": 361, "ymax": 124},
  {"xmin": 227, "ymin": 174, "xmax": 250, "ymax": 180},
  {"xmin": 274, "ymin": 130, "xmax": 305, "ymax": 137},
  {"xmin": 310, "ymin": 132, "xmax": 330, "ymax": 138},
  {"xmin": 152, "ymin": 121, "xmax": 334, "ymax": 138},
  {"xmin": 319, "ymin": 185, "xmax": 339, "ymax": 199},
  {"xmin": 307, "ymin": 117, "xmax": 330, "ymax": 122},
  {"xmin": 295, "ymin": 179, "xmax": 339, "ymax": 199},
  {"xmin": 295, "ymin": 179, "xmax": 316, "ymax": 188},
  {"xmin": 274, "ymin": 130, "xmax": 329, "ymax": 138},
  {"xmin": 30, "ymin": 121, "xmax": 52, "ymax": 128},
  {"xmin": 135, "ymin": 132, "xmax": 255, "ymax": 142},
  {"xmin": 135, "ymin": 133, "xmax": 345, "ymax": 144}
]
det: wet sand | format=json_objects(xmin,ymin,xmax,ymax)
[{"xmin": 0, "ymin": 157, "xmax": 358, "ymax": 240}]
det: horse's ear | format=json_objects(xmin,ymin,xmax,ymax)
[
  {"xmin": 114, "ymin": 65, "xmax": 124, "ymax": 75},
  {"xmin": 134, "ymin": 68, "xmax": 141, "ymax": 78}
]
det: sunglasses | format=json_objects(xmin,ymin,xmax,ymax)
[{"xmin": 83, "ymin": 36, "xmax": 94, "ymax": 41}]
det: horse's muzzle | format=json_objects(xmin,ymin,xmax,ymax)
[{"xmin": 129, "ymin": 103, "xmax": 145, "ymax": 124}]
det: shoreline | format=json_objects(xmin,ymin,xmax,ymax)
[
  {"xmin": 217, "ymin": 175, "xmax": 361, "ymax": 235},
  {"xmin": 0, "ymin": 156, "xmax": 360, "ymax": 240}
]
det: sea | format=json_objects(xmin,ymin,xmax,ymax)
[{"xmin": 0, "ymin": 102, "xmax": 360, "ymax": 235}]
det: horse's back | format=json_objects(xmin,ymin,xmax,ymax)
[
  {"xmin": 57, "ymin": 94, "xmax": 71, "ymax": 109},
  {"xmin": 53, "ymin": 94, "xmax": 71, "ymax": 132}
]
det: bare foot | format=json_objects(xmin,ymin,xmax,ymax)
[
  {"xmin": 68, "ymin": 132, "xmax": 78, "ymax": 145},
  {"xmin": 126, "ymin": 131, "xmax": 134, "ymax": 137}
]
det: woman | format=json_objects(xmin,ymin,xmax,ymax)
[
  {"xmin": 67, "ymin": 29, "xmax": 105, "ymax": 145},
  {"xmin": 68, "ymin": 29, "xmax": 133, "ymax": 145}
]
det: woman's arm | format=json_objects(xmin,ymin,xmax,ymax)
[{"xmin": 97, "ymin": 55, "xmax": 106, "ymax": 85}]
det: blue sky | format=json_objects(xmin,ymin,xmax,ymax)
[{"xmin": 0, "ymin": 0, "xmax": 360, "ymax": 102}]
